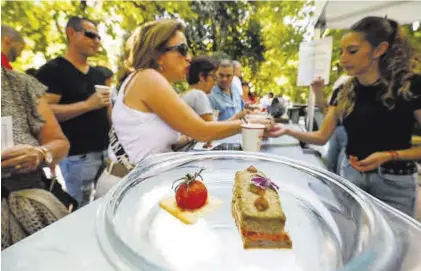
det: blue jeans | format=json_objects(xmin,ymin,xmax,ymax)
[
  {"xmin": 326, "ymin": 126, "xmax": 347, "ymax": 174},
  {"xmin": 60, "ymin": 151, "xmax": 107, "ymax": 207},
  {"xmin": 340, "ymin": 158, "xmax": 418, "ymax": 217}
]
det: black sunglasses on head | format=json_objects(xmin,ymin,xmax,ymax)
[
  {"xmin": 163, "ymin": 43, "xmax": 189, "ymax": 56},
  {"xmin": 77, "ymin": 28, "xmax": 101, "ymax": 41}
]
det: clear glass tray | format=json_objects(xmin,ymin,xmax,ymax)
[{"xmin": 96, "ymin": 152, "xmax": 402, "ymax": 271}]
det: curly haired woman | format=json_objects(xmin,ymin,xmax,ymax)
[{"xmin": 269, "ymin": 17, "xmax": 421, "ymax": 217}]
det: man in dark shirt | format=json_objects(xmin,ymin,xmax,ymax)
[{"xmin": 36, "ymin": 16, "xmax": 110, "ymax": 206}]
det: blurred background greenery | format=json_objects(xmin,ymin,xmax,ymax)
[{"xmin": 2, "ymin": 0, "xmax": 420, "ymax": 102}]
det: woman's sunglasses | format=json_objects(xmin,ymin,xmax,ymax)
[
  {"xmin": 162, "ymin": 43, "xmax": 189, "ymax": 57},
  {"xmin": 78, "ymin": 29, "xmax": 101, "ymax": 41}
]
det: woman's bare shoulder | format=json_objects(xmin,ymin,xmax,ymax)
[
  {"xmin": 132, "ymin": 69, "xmax": 166, "ymax": 83},
  {"xmin": 126, "ymin": 69, "xmax": 174, "ymax": 101}
]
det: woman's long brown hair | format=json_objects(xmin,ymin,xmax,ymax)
[{"xmin": 336, "ymin": 17, "xmax": 414, "ymax": 118}]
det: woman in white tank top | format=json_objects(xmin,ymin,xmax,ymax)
[{"xmin": 95, "ymin": 20, "xmax": 273, "ymax": 197}]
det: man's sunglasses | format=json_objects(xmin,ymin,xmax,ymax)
[
  {"xmin": 162, "ymin": 43, "xmax": 189, "ymax": 56},
  {"xmin": 78, "ymin": 29, "xmax": 101, "ymax": 41}
]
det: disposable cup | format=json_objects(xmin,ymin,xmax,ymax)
[
  {"xmin": 95, "ymin": 85, "xmax": 110, "ymax": 93},
  {"xmin": 241, "ymin": 123, "xmax": 265, "ymax": 152}
]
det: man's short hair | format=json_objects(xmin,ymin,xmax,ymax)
[
  {"xmin": 187, "ymin": 56, "xmax": 217, "ymax": 85},
  {"xmin": 1, "ymin": 25, "xmax": 24, "ymax": 43},
  {"xmin": 65, "ymin": 16, "xmax": 97, "ymax": 40},
  {"xmin": 66, "ymin": 16, "xmax": 97, "ymax": 30},
  {"xmin": 218, "ymin": 59, "xmax": 234, "ymax": 71}
]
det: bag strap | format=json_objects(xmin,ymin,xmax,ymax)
[
  {"xmin": 109, "ymin": 126, "xmax": 134, "ymax": 171},
  {"xmin": 12, "ymin": 189, "xmax": 69, "ymax": 219}
]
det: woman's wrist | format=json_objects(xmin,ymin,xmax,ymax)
[
  {"xmin": 33, "ymin": 146, "xmax": 46, "ymax": 164},
  {"xmin": 387, "ymin": 150, "xmax": 400, "ymax": 161},
  {"xmin": 378, "ymin": 151, "xmax": 398, "ymax": 163}
]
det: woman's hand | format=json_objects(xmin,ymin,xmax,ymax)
[
  {"xmin": 264, "ymin": 123, "xmax": 289, "ymax": 137},
  {"xmin": 1, "ymin": 144, "xmax": 44, "ymax": 174},
  {"xmin": 349, "ymin": 152, "xmax": 391, "ymax": 172},
  {"xmin": 311, "ymin": 76, "xmax": 325, "ymax": 97},
  {"xmin": 247, "ymin": 117, "xmax": 275, "ymax": 130},
  {"xmin": 234, "ymin": 109, "xmax": 252, "ymax": 120}
]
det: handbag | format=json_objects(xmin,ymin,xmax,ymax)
[
  {"xmin": 41, "ymin": 169, "xmax": 78, "ymax": 212},
  {"xmin": 1, "ymin": 188, "xmax": 69, "ymax": 250}
]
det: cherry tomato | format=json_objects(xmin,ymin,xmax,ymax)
[{"xmin": 175, "ymin": 180, "xmax": 208, "ymax": 210}]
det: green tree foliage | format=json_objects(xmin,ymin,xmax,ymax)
[
  {"xmin": 184, "ymin": 1, "xmax": 265, "ymax": 76},
  {"xmin": 2, "ymin": 1, "xmax": 420, "ymax": 102}
]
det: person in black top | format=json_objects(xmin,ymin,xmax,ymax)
[
  {"xmin": 268, "ymin": 17, "xmax": 421, "ymax": 217},
  {"xmin": 36, "ymin": 16, "xmax": 110, "ymax": 206}
]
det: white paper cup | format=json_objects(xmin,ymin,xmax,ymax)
[
  {"xmin": 241, "ymin": 123, "xmax": 265, "ymax": 152},
  {"xmin": 95, "ymin": 85, "xmax": 110, "ymax": 93}
]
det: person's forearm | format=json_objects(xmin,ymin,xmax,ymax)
[
  {"xmin": 388, "ymin": 146, "xmax": 421, "ymax": 161},
  {"xmin": 286, "ymin": 128, "xmax": 329, "ymax": 145},
  {"xmin": 41, "ymin": 138, "xmax": 70, "ymax": 166},
  {"xmin": 193, "ymin": 120, "xmax": 242, "ymax": 142},
  {"xmin": 315, "ymin": 96, "xmax": 328, "ymax": 110},
  {"xmin": 50, "ymin": 101, "xmax": 93, "ymax": 122}
]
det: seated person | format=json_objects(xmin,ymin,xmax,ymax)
[
  {"xmin": 183, "ymin": 56, "xmax": 247, "ymax": 121},
  {"xmin": 208, "ymin": 59, "xmax": 243, "ymax": 120},
  {"xmin": 182, "ymin": 55, "xmax": 217, "ymax": 121}
]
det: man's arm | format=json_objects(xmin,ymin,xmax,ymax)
[{"xmin": 44, "ymin": 92, "xmax": 109, "ymax": 122}]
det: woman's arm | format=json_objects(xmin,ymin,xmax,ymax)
[
  {"xmin": 269, "ymin": 107, "xmax": 338, "ymax": 145},
  {"xmin": 1, "ymin": 97, "xmax": 70, "ymax": 174},
  {"xmin": 311, "ymin": 77, "xmax": 328, "ymax": 110},
  {"xmin": 352, "ymin": 109, "xmax": 421, "ymax": 172},
  {"xmin": 37, "ymin": 96, "xmax": 70, "ymax": 165},
  {"xmin": 127, "ymin": 70, "xmax": 242, "ymax": 142},
  {"xmin": 390, "ymin": 109, "xmax": 421, "ymax": 161},
  {"xmin": 388, "ymin": 109, "xmax": 421, "ymax": 161}
]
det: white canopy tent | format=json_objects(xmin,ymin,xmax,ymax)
[
  {"xmin": 305, "ymin": 0, "xmax": 421, "ymax": 132},
  {"xmin": 314, "ymin": 0, "xmax": 421, "ymax": 30}
]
